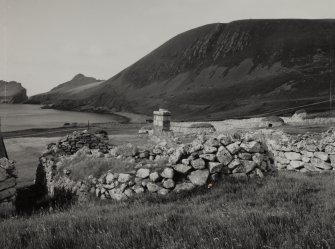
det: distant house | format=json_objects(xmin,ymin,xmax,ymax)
[{"xmin": 261, "ymin": 116, "xmax": 285, "ymax": 128}]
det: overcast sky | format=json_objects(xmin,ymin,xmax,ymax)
[{"xmin": 0, "ymin": 0, "xmax": 335, "ymax": 96}]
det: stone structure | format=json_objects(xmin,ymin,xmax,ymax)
[
  {"xmin": 35, "ymin": 130, "xmax": 112, "ymax": 198},
  {"xmin": 260, "ymin": 116, "xmax": 284, "ymax": 128},
  {"xmin": 153, "ymin": 109, "xmax": 172, "ymax": 136},
  {"xmin": 264, "ymin": 128, "xmax": 335, "ymax": 172},
  {"xmin": 0, "ymin": 134, "xmax": 17, "ymax": 216},
  {"xmin": 35, "ymin": 127, "xmax": 335, "ymax": 204},
  {"xmin": 36, "ymin": 130, "xmax": 271, "ymax": 202}
]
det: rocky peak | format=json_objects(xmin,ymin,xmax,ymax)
[{"xmin": 72, "ymin": 73, "xmax": 86, "ymax": 80}]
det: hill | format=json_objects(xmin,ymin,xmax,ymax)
[
  {"xmin": 27, "ymin": 74, "xmax": 106, "ymax": 111},
  {"xmin": 0, "ymin": 81, "xmax": 28, "ymax": 104},
  {"xmin": 29, "ymin": 19, "xmax": 335, "ymax": 120}
]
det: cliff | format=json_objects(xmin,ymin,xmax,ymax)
[{"xmin": 0, "ymin": 81, "xmax": 28, "ymax": 104}]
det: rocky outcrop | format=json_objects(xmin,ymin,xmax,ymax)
[
  {"xmin": 0, "ymin": 158, "xmax": 17, "ymax": 215},
  {"xmin": 0, "ymin": 81, "xmax": 28, "ymax": 103}
]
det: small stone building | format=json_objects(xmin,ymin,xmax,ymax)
[{"xmin": 261, "ymin": 116, "xmax": 285, "ymax": 128}]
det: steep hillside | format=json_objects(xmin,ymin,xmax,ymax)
[
  {"xmin": 28, "ymin": 74, "xmax": 105, "ymax": 110},
  {"xmin": 30, "ymin": 19, "xmax": 335, "ymax": 120},
  {"xmin": 0, "ymin": 81, "xmax": 28, "ymax": 103}
]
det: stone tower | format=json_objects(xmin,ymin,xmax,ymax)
[{"xmin": 153, "ymin": 109, "xmax": 171, "ymax": 136}]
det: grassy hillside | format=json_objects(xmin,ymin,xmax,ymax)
[
  {"xmin": 2, "ymin": 172, "xmax": 335, "ymax": 249},
  {"xmin": 29, "ymin": 19, "xmax": 335, "ymax": 120}
]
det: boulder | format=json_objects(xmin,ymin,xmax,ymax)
[
  {"xmin": 311, "ymin": 158, "xmax": 332, "ymax": 170},
  {"xmin": 0, "ymin": 178, "xmax": 16, "ymax": 191},
  {"xmin": 238, "ymin": 153, "xmax": 252, "ymax": 160},
  {"xmin": 199, "ymin": 154, "xmax": 217, "ymax": 162},
  {"xmin": 136, "ymin": 168, "xmax": 150, "ymax": 179},
  {"xmin": 203, "ymin": 146, "xmax": 217, "ymax": 154},
  {"xmin": 217, "ymin": 134, "xmax": 232, "ymax": 146},
  {"xmin": 330, "ymin": 155, "xmax": 335, "ymax": 166},
  {"xmin": 304, "ymin": 144, "xmax": 317, "ymax": 152},
  {"xmin": 105, "ymin": 173, "xmax": 114, "ymax": 184},
  {"xmin": 124, "ymin": 188, "xmax": 135, "ymax": 198},
  {"xmin": 290, "ymin": 160, "xmax": 305, "ymax": 169},
  {"xmin": 240, "ymin": 141, "xmax": 261, "ymax": 153},
  {"xmin": 173, "ymin": 182, "xmax": 195, "ymax": 193},
  {"xmin": 0, "ymin": 168, "xmax": 7, "ymax": 182},
  {"xmin": 149, "ymin": 172, "xmax": 161, "ymax": 182},
  {"xmin": 158, "ymin": 188, "xmax": 170, "ymax": 195},
  {"xmin": 228, "ymin": 159, "xmax": 241, "ymax": 170},
  {"xmin": 226, "ymin": 142, "xmax": 240, "ymax": 155},
  {"xmin": 162, "ymin": 179, "xmax": 175, "ymax": 189},
  {"xmin": 301, "ymin": 156, "xmax": 310, "ymax": 163},
  {"xmin": 188, "ymin": 170, "xmax": 209, "ymax": 186},
  {"xmin": 161, "ymin": 167, "xmax": 174, "ymax": 179},
  {"xmin": 169, "ymin": 147, "xmax": 185, "ymax": 165},
  {"xmin": 301, "ymin": 150, "xmax": 314, "ymax": 158},
  {"xmin": 146, "ymin": 182, "xmax": 161, "ymax": 192},
  {"xmin": 118, "ymin": 173, "xmax": 132, "ymax": 183},
  {"xmin": 276, "ymin": 157, "xmax": 290, "ymax": 165},
  {"xmin": 191, "ymin": 158, "xmax": 206, "ymax": 169},
  {"xmin": 208, "ymin": 162, "xmax": 223, "ymax": 174},
  {"xmin": 216, "ymin": 146, "xmax": 233, "ymax": 166},
  {"xmin": 304, "ymin": 163, "xmax": 322, "ymax": 172},
  {"xmin": 252, "ymin": 153, "xmax": 264, "ymax": 165},
  {"xmin": 325, "ymin": 145, "xmax": 335, "ymax": 155},
  {"xmin": 109, "ymin": 189, "xmax": 127, "ymax": 201},
  {"xmin": 284, "ymin": 152, "xmax": 301, "ymax": 161},
  {"xmin": 241, "ymin": 160, "xmax": 257, "ymax": 174},
  {"xmin": 173, "ymin": 164, "xmax": 192, "ymax": 174},
  {"xmin": 204, "ymin": 138, "xmax": 220, "ymax": 148},
  {"xmin": 314, "ymin": 152, "xmax": 329, "ymax": 162},
  {"xmin": 132, "ymin": 185, "xmax": 145, "ymax": 194}
]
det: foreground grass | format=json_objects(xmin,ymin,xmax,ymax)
[{"xmin": 2, "ymin": 172, "xmax": 335, "ymax": 249}]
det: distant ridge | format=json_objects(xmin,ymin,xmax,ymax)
[{"xmin": 29, "ymin": 19, "xmax": 335, "ymax": 120}]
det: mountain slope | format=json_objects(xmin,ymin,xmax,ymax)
[
  {"xmin": 30, "ymin": 19, "xmax": 335, "ymax": 120},
  {"xmin": 28, "ymin": 74, "xmax": 105, "ymax": 110},
  {"xmin": 0, "ymin": 81, "xmax": 28, "ymax": 103}
]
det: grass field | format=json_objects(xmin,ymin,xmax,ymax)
[
  {"xmin": 5, "ymin": 137, "xmax": 59, "ymax": 187},
  {"xmin": 2, "ymin": 172, "xmax": 335, "ymax": 249}
]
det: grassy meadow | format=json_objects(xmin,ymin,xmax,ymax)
[{"xmin": 2, "ymin": 171, "xmax": 335, "ymax": 249}]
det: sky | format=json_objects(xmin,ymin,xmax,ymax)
[{"xmin": 0, "ymin": 0, "xmax": 335, "ymax": 96}]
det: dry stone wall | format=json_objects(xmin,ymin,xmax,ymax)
[
  {"xmin": 35, "ymin": 130, "xmax": 112, "ymax": 198},
  {"xmin": 0, "ymin": 158, "xmax": 17, "ymax": 215},
  {"xmin": 266, "ymin": 128, "xmax": 335, "ymax": 172},
  {"xmin": 35, "ymin": 130, "xmax": 272, "ymax": 202}
]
